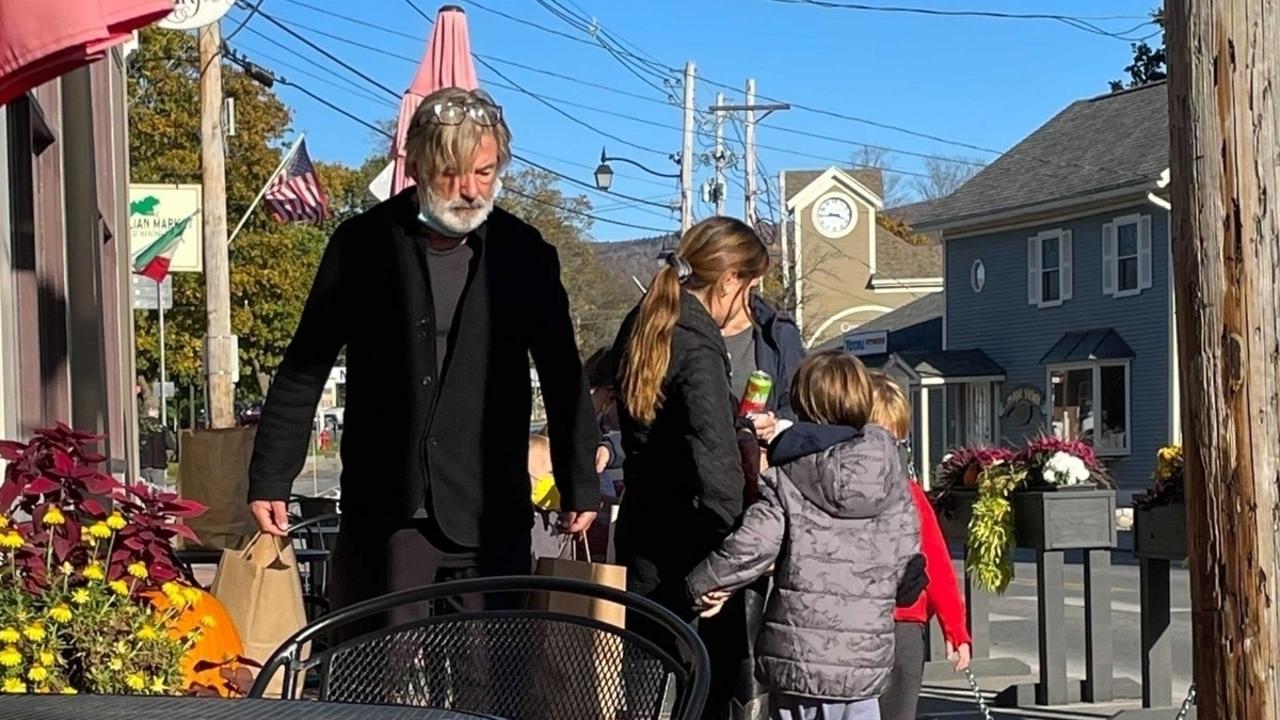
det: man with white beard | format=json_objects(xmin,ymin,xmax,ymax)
[{"xmin": 246, "ymin": 88, "xmax": 600, "ymax": 618}]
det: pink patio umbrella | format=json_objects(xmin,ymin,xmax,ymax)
[{"xmin": 390, "ymin": 4, "xmax": 479, "ymax": 195}]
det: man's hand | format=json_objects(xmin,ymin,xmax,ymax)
[
  {"xmin": 250, "ymin": 500, "xmax": 290, "ymax": 537},
  {"xmin": 557, "ymin": 510, "xmax": 598, "ymax": 534},
  {"xmin": 696, "ymin": 590, "xmax": 731, "ymax": 618},
  {"xmin": 595, "ymin": 444, "xmax": 611, "ymax": 474},
  {"xmin": 748, "ymin": 412, "xmax": 779, "ymax": 443},
  {"xmin": 946, "ymin": 641, "xmax": 972, "ymax": 672}
]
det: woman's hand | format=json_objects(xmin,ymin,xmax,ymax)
[
  {"xmin": 748, "ymin": 412, "xmax": 779, "ymax": 443},
  {"xmin": 947, "ymin": 641, "xmax": 972, "ymax": 672},
  {"xmin": 695, "ymin": 590, "xmax": 732, "ymax": 618}
]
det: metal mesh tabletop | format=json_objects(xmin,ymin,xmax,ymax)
[{"xmin": 0, "ymin": 695, "xmax": 497, "ymax": 720}]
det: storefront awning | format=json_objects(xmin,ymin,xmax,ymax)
[
  {"xmin": 1039, "ymin": 328, "xmax": 1135, "ymax": 365},
  {"xmin": 860, "ymin": 349, "xmax": 1005, "ymax": 385},
  {"xmin": 0, "ymin": 0, "xmax": 173, "ymax": 106}
]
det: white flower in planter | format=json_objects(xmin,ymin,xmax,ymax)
[{"xmin": 1043, "ymin": 451, "xmax": 1090, "ymax": 486}]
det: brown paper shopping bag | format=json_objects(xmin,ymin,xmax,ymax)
[
  {"xmin": 532, "ymin": 533, "xmax": 629, "ymax": 718},
  {"xmin": 210, "ymin": 533, "xmax": 308, "ymax": 698},
  {"xmin": 177, "ymin": 427, "xmax": 257, "ymax": 550}
]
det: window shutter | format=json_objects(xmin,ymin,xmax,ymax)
[
  {"xmin": 1102, "ymin": 222, "xmax": 1117, "ymax": 296},
  {"xmin": 1060, "ymin": 230, "xmax": 1073, "ymax": 300},
  {"xmin": 1027, "ymin": 237, "xmax": 1041, "ymax": 305},
  {"xmin": 1138, "ymin": 215, "xmax": 1153, "ymax": 290}
]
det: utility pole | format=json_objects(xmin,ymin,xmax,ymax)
[
  {"xmin": 744, "ymin": 79, "xmax": 757, "ymax": 227},
  {"xmin": 679, "ymin": 61, "xmax": 696, "ymax": 234},
  {"xmin": 199, "ymin": 22, "xmax": 235, "ymax": 429},
  {"xmin": 1167, "ymin": 1, "xmax": 1280, "ymax": 717},
  {"xmin": 713, "ymin": 91, "xmax": 726, "ymax": 216},
  {"xmin": 710, "ymin": 85, "xmax": 789, "ymax": 230}
]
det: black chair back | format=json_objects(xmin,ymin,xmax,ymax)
[{"xmin": 250, "ymin": 575, "xmax": 709, "ymax": 720}]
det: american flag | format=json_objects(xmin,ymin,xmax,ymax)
[{"xmin": 265, "ymin": 138, "xmax": 330, "ymax": 223}]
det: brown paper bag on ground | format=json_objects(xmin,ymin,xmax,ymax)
[
  {"xmin": 211, "ymin": 533, "xmax": 309, "ymax": 698},
  {"xmin": 178, "ymin": 427, "xmax": 257, "ymax": 550},
  {"xmin": 532, "ymin": 534, "xmax": 629, "ymax": 719}
]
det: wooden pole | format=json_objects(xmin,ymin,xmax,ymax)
[
  {"xmin": 199, "ymin": 22, "xmax": 235, "ymax": 429},
  {"xmin": 1167, "ymin": 1, "xmax": 1280, "ymax": 716}
]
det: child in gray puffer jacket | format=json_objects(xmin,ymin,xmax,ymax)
[{"xmin": 687, "ymin": 351, "xmax": 921, "ymax": 720}]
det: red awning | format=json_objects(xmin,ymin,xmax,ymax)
[{"xmin": 0, "ymin": 0, "xmax": 173, "ymax": 106}]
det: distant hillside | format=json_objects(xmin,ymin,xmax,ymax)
[{"xmin": 592, "ymin": 234, "xmax": 676, "ymax": 287}]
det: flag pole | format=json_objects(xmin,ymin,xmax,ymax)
[
  {"xmin": 157, "ymin": 276, "xmax": 167, "ymax": 428},
  {"xmin": 228, "ymin": 134, "xmax": 304, "ymax": 244}
]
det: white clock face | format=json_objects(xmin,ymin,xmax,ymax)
[{"xmin": 815, "ymin": 196, "xmax": 854, "ymax": 237}]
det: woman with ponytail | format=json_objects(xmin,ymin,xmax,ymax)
[{"xmin": 611, "ymin": 216, "xmax": 770, "ymax": 719}]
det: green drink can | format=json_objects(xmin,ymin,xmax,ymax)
[{"xmin": 738, "ymin": 370, "xmax": 773, "ymax": 416}]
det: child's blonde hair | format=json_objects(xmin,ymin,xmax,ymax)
[
  {"xmin": 869, "ymin": 372, "xmax": 911, "ymax": 440},
  {"xmin": 790, "ymin": 351, "xmax": 873, "ymax": 428}
]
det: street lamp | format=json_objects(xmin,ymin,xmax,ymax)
[{"xmin": 593, "ymin": 147, "xmax": 680, "ymax": 192}]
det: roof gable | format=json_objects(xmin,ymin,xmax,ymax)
[
  {"xmin": 917, "ymin": 82, "xmax": 1169, "ymax": 229},
  {"xmin": 785, "ymin": 167, "xmax": 885, "ymax": 210}
]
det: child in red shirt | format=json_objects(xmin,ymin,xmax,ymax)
[{"xmin": 870, "ymin": 373, "xmax": 972, "ymax": 720}]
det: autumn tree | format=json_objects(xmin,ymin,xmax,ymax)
[
  {"xmin": 498, "ymin": 167, "xmax": 635, "ymax": 355},
  {"xmin": 128, "ymin": 27, "xmax": 367, "ymax": 407},
  {"xmin": 913, "ymin": 156, "xmax": 984, "ymax": 201},
  {"xmin": 850, "ymin": 146, "xmax": 909, "ymax": 207},
  {"xmin": 1110, "ymin": 8, "xmax": 1166, "ymax": 92}
]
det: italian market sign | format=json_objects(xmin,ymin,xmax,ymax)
[
  {"xmin": 129, "ymin": 184, "xmax": 203, "ymax": 273},
  {"xmin": 156, "ymin": 0, "xmax": 235, "ymax": 30}
]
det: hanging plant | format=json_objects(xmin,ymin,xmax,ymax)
[{"xmin": 964, "ymin": 459, "xmax": 1027, "ymax": 594}]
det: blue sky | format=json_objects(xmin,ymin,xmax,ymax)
[{"xmin": 222, "ymin": 0, "xmax": 1161, "ymax": 241}]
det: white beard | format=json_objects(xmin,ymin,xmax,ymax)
[{"xmin": 420, "ymin": 177, "xmax": 503, "ymax": 236}]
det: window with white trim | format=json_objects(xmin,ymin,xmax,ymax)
[
  {"xmin": 1027, "ymin": 229, "xmax": 1073, "ymax": 308},
  {"xmin": 1102, "ymin": 214, "xmax": 1153, "ymax": 297},
  {"xmin": 1048, "ymin": 362, "xmax": 1130, "ymax": 456}
]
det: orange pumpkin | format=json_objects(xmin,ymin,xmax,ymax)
[{"xmin": 146, "ymin": 587, "xmax": 245, "ymax": 696}]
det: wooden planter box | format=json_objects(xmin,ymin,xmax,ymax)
[
  {"xmin": 1132, "ymin": 502, "xmax": 1188, "ymax": 561},
  {"xmin": 935, "ymin": 488, "xmax": 1117, "ymax": 551}
]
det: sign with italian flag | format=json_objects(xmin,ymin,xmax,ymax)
[
  {"xmin": 129, "ymin": 183, "xmax": 203, "ymax": 274},
  {"xmin": 132, "ymin": 213, "xmax": 195, "ymax": 282}
]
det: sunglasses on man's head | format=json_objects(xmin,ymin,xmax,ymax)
[{"xmin": 420, "ymin": 99, "xmax": 503, "ymax": 127}]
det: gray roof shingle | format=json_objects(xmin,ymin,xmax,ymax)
[
  {"xmin": 874, "ymin": 232, "xmax": 941, "ymax": 281},
  {"xmin": 916, "ymin": 82, "xmax": 1169, "ymax": 228}
]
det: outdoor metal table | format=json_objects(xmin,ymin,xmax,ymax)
[{"xmin": 0, "ymin": 695, "xmax": 500, "ymax": 719}]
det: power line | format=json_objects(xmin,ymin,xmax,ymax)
[
  {"xmin": 227, "ymin": 50, "xmax": 676, "ymax": 234},
  {"xmin": 511, "ymin": 156, "xmax": 674, "ymax": 211},
  {"xmin": 531, "ymin": 0, "xmax": 675, "ymax": 97},
  {"xmin": 251, "ymin": 2, "xmax": 676, "ymax": 107},
  {"xmin": 234, "ymin": 36, "xmax": 398, "ymax": 108},
  {"xmin": 505, "ymin": 185, "xmax": 675, "ymax": 233}
]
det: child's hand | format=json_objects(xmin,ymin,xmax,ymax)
[
  {"xmin": 696, "ymin": 590, "xmax": 731, "ymax": 618},
  {"xmin": 946, "ymin": 641, "xmax": 972, "ymax": 672}
]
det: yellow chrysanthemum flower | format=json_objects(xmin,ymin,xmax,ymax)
[
  {"xmin": 88, "ymin": 522, "xmax": 111, "ymax": 539},
  {"xmin": 149, "ymin": 677, "xmax": 166, "ymax": 694},
  {"xmin": 108, "ymin": 658, "xmax": 123, "ymax": 672},
  {"xmin": 199, "ymin": 614, "xmax": 217, "ymax": 629},
  {"xmin": 0, "ymin": 647, "xmax": 21, "ymax": 667},
  {"xmin": 106, "ymin": 512, "xmax": 127, "ymax": 531},
  {"xmin": 160, "ymin": 581, "xmax": 180, "ymax": 597},
  {"xmin": 42, "ymin": 507, "xmax": 65, "ymax": 526},
  {"xmin": 82, "ymin": 563, "xmax": 105, "ymax": 581},
  {"xmin": 58, "ymin": 562, "xmax": 73, "ymax": 577},
  {"xmin": 26, "ymin": 666, "xmax": 47, "ymax": 683},
  {"xmin": 70, "ymin": 589, "xmax": 90, "ymax": 606},
  {"xmin": 0, "ymin": 629, "xmax": 19, "ymax": 644},
  {"xmin": 0, "ymin": 532, "xmax": 23, "ymax": 550},
  {"xmin": 108, "ymin": 580, "xmax": 129, "ymax": 597},
  {"xmin": 2, "ymin": 678, "xmax": 26, "ymax": 694},
  {"xmin": 60, "ymin": 686, "xmax": 77, "ymax": 695},
  {"xmin": 38, "ymin": 652, "xmax": 53, "ymax": 666},
  {"xmin": 0, "ymin": 515, "xmax": 8, "ymax": 529},
  {"xmin": 48, "ymin": 605, "xmax": 71, "ymax": 624},
  {"xmin": 125, "ymin": 673, "xmax": 145, "ymax": 691},
  {"xmin": 22, "ymin": 625, "xmax": 46, "ymax": 642},
  {"xmin": 126, "ymin": 562, "xmax": 148, "ymax": 580},
  {"xmin": 136, "ymin": 625, "xmax": 158, "ymax": 641}
]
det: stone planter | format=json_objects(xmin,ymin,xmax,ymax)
[
  {"xmin": 934, "ymin": 487, "xmax": 1117, "ymax": 551},
  {"xmin": 1133, "ymin": 502, "xmax": 1187, "ymax": 561}
]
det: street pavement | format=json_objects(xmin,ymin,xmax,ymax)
[{"xmin": 291, "ymin": 461, "xmax": 1195, "ymax": 719}]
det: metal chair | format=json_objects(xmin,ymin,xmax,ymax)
[
  {"xmin": 288, "ymin": 512, "xmax": 339, "ymax": 618},
  {"xmin": 250, "ymin": 575, "xmax": 710, "ymax": 720}
]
